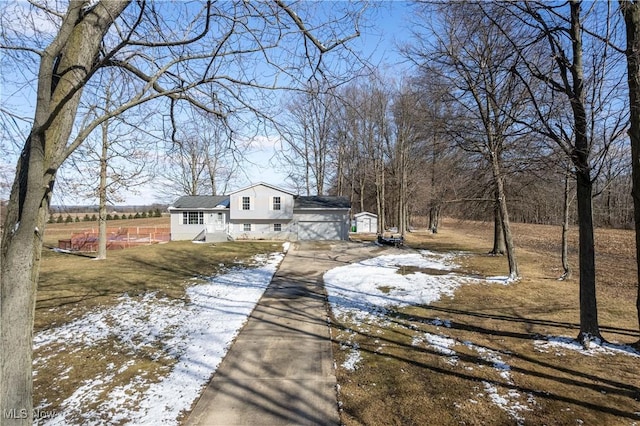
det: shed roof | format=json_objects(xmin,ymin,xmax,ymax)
[
  {"xmin": 354, "ymin": 211, "xmax": 377, "ymax": 218},
  {"xmin": 169, "ymin": 195, "xmax": 230, "ymax": 209},
  {"xmin": 294, "ymin": 195, "xmax": 351, "ymax": 210}
]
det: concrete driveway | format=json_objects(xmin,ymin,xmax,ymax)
[{"xmin": 185, "ymin": 241, "xmax": 383, "ymax": 425}]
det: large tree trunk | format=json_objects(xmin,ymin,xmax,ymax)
[
  {"xmin": 575, "ymin": 163, "xmax": 600, "ymax": 341},
  {"xmin": 621, "ymin": 0, "xmax": 640, "ymax": 346},
  {"xmin": 570, "ymin": 0, "xmax": 601, "ymax": 344},
  {"xmin": 397, "ymin": 144, "xmax": 407, "ymax": 236},
  {"xmin": 429, "ymin": 205, "xmax": 440, "ymax": 233},
  {"xmin": 1, "ymin": 134, "xmax": 52, "ymax": 425},
  {"xmin": 0, "ymin": 2, "xmax": 129, "ymax": 422}
]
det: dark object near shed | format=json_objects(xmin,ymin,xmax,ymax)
[{"xmin": 377, "ymin": 232, "xmax": 404, "ymax": 247}]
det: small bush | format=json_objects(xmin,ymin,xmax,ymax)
[{"xmin": 65, "ymin": 215, "xmax": 73, "ymax": 224}]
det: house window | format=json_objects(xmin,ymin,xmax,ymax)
[
  {"xmin": 242, "ymin": 196, "xmax": 251, "ymax": 210},
  {"xmin": 273, "ymin": 196, "xmax": 281, "ymax": 211},
  {"xmin": 183, "ymin": 211, "xmax": 204, "ymax": 225},
  {"xmin": 243, "ymin": 223, "xmax": 252, "ymax": 232},
  {"xmin": 274, "ymin": 223, "xmax": 282, "ymax": 232}
]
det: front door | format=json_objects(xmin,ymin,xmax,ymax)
[{"xmin": 215, "ymin": 212, "xmax": 225, "ymax": 230}]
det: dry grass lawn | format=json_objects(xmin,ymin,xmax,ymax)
[
  {"xmin": 336, "ymin": 218, "xmax": 640, "ymax": 425},
  {"xmin": 34, "ymin": 217, "xmax": 282, "ymax": 419}
]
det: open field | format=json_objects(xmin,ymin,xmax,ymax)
[{"xmin": 337, "ymin": 219, "xmax": 640, "ymax": 425}]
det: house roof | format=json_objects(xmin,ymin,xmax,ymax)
[
  {"xmin": 294, "ymin": 195, "xmax": 351, "ymax": 210},
  {"xmin": 229, "ymin": 182, "xmax": 296, "ymax": 196},
  {"xmin": 169, "ymin": 195, "xmax": 230, "ymax": 209}
]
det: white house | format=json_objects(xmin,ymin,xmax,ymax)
[
  {"xmin": 168, "ymin": 183, "xmax": 351, "ymax": 242},
  {"xmin": 354, "ymin": 211, "xmax": 378, "ymax": 233}
]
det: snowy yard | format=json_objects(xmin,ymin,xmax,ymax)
[
  {"xmin": 33, "ymin": 248, "xmax": 287, "ymax": 425},
  {"xmin": 324, "ymin": 250, "xmax": 640, "ymax": 425},
  {"xmin": 31, "ymin": 244, "xmax": 640, "ymax": 425}
]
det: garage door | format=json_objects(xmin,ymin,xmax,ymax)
[{"xmin": 298, "ymin": 221, "xmax": 343, "ymax": 240}]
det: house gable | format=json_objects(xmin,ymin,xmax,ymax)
[{"xmin": 229, "ymin": 183, "xmax": 294, "ymax": 221}]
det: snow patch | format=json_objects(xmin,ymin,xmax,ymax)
[
  {"xmin": 325, "ymin": 249, "xmax": 536, "ymax": 422},
  {"xmin": 35, "ymin": 251, "xmax": 284, "ymax": 426},
  {"xmin": 482, "ymin": 382, "xmax": 532, "ymax": 425},
  {"xmin": 534, "ymin": 336, "xmax": 640, "ymax": 358}
]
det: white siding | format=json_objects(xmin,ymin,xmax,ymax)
[
  {"xmin": 355, "ymin": 213, "xmax": 377, "ymax": 233},
  {"xmin": 169, "ymin": 209, "xmax": 228, "ymax": 241},
  {"xmin": 228, "ymin": 220, "xmax": 295, "ymax": 240},
  {"xmin": 230, "ymin": 184, "xmax": 294, "ymax": 221}
]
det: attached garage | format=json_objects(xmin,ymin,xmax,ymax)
[
  {"xmin": 294, "ymin": 196, "xmax": 351, "ymax": 241},
  {"xmin": 297, "ymin": 220, "xmax": 344, "ymax": 240}
]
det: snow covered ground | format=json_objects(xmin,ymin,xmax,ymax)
[
  {"xmin": 33, "ymin": 249, "xmax": 286, "ymax": 425},
  {"xmin": 324, "ymin": 249, "xmax": 640, "ymax": 425}
]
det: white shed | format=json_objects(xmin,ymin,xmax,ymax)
[{"xmin": 354, "ymin": 212, "xmax": 378, "ymax": 233}]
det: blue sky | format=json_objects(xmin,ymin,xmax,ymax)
[
  {"xmin": 1, "ymin": 1, "xmax": 417, "ymax": 205},
  {"xmin": 241, "ymin": 1, "xmax": 415, "ymax": 200}
]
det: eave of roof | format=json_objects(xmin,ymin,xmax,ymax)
[
  {"xmin": 228, "ymin": 182, "xmax": 296, "ymax": 196},
  {"xmin": 294, "ymin": 195, "xmax": 351, "ymax": 210},
  {"xmin": 354, "ymin": 211, "xmax": 377, "ymax": 218},
  {"xmin": 168, "ymin": 195, "xmax": 230, "ymax": 210}
]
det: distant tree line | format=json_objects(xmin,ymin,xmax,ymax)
[
  {"xmin": 280, "ymin": 71, "xmax": 632, "ymax": 235},
  {"xmin": 47, "ymin": 209, "xmax": 163, "ymax": 224}
]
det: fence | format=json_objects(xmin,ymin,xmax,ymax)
[{"xmin": 58, "ymin": 226, "xmax": 171, "ymax": 252}]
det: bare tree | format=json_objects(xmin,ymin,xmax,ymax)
[
  {"xmin": 484, "ymin": 0, "xmax": 628, "ymax": 343},
  {"xmin": 408, "ymin": 2, "xmax": 526, "ymax": 279},
  {"xmin": 327, "ymin": 79, "xmax": 390, "ymax": 228},
  {"xmin": 65, "ymin": 75, "xmax": 155, "ymax": 260},
  {"xmin": 160, "ymin": 116, "xmax": 239, "ymax": 200},
  {"xmin": 278, "ymin": 81, "xmax": 337, "ymax": 195},
  {"xmin": 0, "ymin": 0, "xmax": 362, "ymax": 421},
  {"xmin": 389, "ymin": 82, "xmax": 428, "ymax": 236}
]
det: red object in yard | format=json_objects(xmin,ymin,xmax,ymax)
[{"xmin": 57, "ymin": 227, "xmax": 170, "ymax": 252}]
